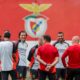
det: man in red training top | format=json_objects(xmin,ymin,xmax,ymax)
[
  {"xmin": 62, "ymin": 36, "xmax": 80, "ymax": 80},
  {"xmin": 37, "ymin": 35, "xmax": 59, "ymax": 80}
]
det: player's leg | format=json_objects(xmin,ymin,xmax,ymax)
[
  {"xmin": 22, "ymin": 66, "xmax": 27, "ymax": 80},
  {"xmin": 39, "ymin": 70, "xmax": 46, "ymax": 80},
  {"xmin": 9, "ymin": 70, "xmax": 17, "ymax": 80},
  {"xmin": 16, "ymin": 66, "xmax": 23, "ymax": 80},
  {"xmin": 30, "ymin": 69, "xmax": 39, "ymax": 80},
  {"xmin": 74, "ymin": 68, "xmax": 80, "ymax": 80},
  {"xmin": 61, "ymin": 69, "xmax": 66, "ymax": 80},
  {"xmin": 48, "ymin": 72, "xmax": 56, "ymax": 80},
  {"xmin": 66, "ymin": 68, "xmax": 74, "ymax": 80},
  {"xmin": 16, "ymin": 66, "xmax": 27, "ymax": 80},
  {"xmin": 1, "ymin": 71, "xmax": 9, "ymax": 80},
  {"xmin": 75, "ymin": 74, "xmax": 80, "ymax": 80},
  {"xmin": 56, "ymin": 68, "xmax": 61, "ymax": 80},
  {"xmin": 0, "ymin": 72, "xmax": 2, "ymax": 80}
]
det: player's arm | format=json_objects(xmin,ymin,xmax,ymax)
[
  {"xmin": 51, "ymin": 57, "xmax": 59, "ymax": 67},
  {"xmin": 37, "ymin": 55, "xmax": 47, "ymax": 66},
  {"xmin": 37, "ymin": 47, "xmax": 47, "ymax": 66},
  {"xmin": 28, "ymin": 45, "xmax": 38, "ymax": 62},
  {"xmin": 45, "ymin": 48, "xmax": 59, "ymax": 71},
  {"xmin": 12, "ymin": 42, "xmax": 19, "ymax": 65},
  {"xmin": 27, "ymin": 48, "xmax": 35, "ymax": 62},
  {"xmin": 62, "ymin": 49, "xmax": 69, "ymax": 67},
  {"xmin": 50, "ymin": 48, "xmax": 59, "ymax": 67}
]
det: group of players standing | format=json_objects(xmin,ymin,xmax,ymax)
[
  {"xmin": 28, "ymin": 32, "xmax": 80, "ymax": 80},
  {"xmin": 0, "ymin": 31, "xmax": 80, "ymax": 80},
  {"xmin": 0, "ymin": 31, "xmax": 27, "ymax": 80}
]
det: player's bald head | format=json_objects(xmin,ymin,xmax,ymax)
[{"xmin": 72, "ymin": 36, "xmax": 80, "ymax": 44}]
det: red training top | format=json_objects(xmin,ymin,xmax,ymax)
[
  {"xmin": 37, "ymin": 43, "xmax": 59, "ymax": 73},
  {"xmin": 62, "ymin": 44, "xmax": 80, "ymax": 69}
]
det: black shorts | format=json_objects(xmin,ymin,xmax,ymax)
[
  {"xmin": 67, "ymin": 68, "xmax": 80, "ymax": 80},
  {"xmin": 30, "ymin": 69, "xmax": 39, "ymax": 79},
  {"xmin": 0, "ymin": 72, "xmax": 2, "ymax": 80},
  {"xmin": 56, "ymin": 68, "xmax": 67, "ymax": 79},
  {"xmin": 1, "ymin": 70, "xmax": 17, "ymax": 80},
  {"xmin": 17, "ymin": 66, "xmax": 27, "ymax": 78},
  {"xmin": 39, "ymin": 70, "xmax": 55, "ymax": 80}
]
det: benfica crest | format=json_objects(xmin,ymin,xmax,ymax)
[{"xmin": 19, "ymin": 2, "xmax": 51, "ymax": 38}]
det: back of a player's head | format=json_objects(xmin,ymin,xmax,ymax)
[
  {"xmin": 72, "ymin": 36, "xmax": 80, "ymax": 44},
  {"xmin": 4, "ymin": 31, "xmax": 11, "ymax": 39},
  {"xmin": 43, "ymin": 35, "xmax": 51, "ymax": 42}
]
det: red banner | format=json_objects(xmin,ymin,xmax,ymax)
[{"xmin": 0, "ymin": 0, "xmax": 80, "ymax": 40}]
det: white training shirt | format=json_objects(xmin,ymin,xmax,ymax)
[
  {"xmin": 18, "ymin": 41, "xmax": 28, "ymax": 66},
  {"xmin": 0, "ymin": 41, "xmax": 13, "ymax": 71},
  {"xmin": 55, "ymin": 42, "xmax": 69, "ymax": 68}
]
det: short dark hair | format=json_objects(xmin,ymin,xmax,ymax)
[
  {"xmin": 19, "ymin": 31, "xmax": 27, "ymax": 38},
  {"xmin": 4, "ymin": 31, "xmax": 11, "ymax": 38},
  {"xmin": 58, "ymin": 32, "xmax": 64, "ymax": 35},
  {"xmin": 43, "ymin": 35, "xmax": 51, "ymax": 42}
]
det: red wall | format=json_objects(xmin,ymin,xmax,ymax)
[{"xmin": 0, "ymin": 0, "xmax": 80, "ymax": 40}]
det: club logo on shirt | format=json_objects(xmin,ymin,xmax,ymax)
[{"xmin": 19, "ymin": 3, "xmax": 52, "ymax": 38}]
